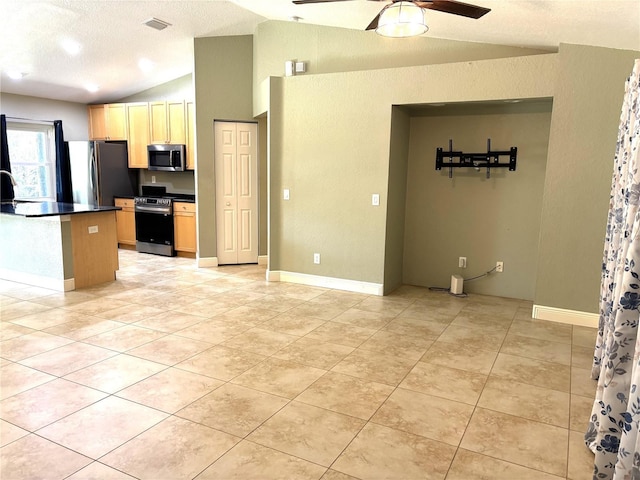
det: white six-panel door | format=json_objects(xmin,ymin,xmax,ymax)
[{"xmin": 214, "ymin": 121, "xmax": 258, "ymax": 265}]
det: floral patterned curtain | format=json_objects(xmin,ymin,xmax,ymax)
[{"xmin": 587, "ymin": 58, "xmax": 640, "ymax": 480}]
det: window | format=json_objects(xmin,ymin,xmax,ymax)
[{"xmin": 6, "ymin": 122, "xmax": 56, "ymax": 201}]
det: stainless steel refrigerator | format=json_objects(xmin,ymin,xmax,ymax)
[{"xmin": 67, "ymin": 141, "xmax": 138, "ymax": 206}]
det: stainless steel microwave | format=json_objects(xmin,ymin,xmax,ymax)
[{"xmin": 147, "ymin": 144, "xmax": 186, "ymax": 172}]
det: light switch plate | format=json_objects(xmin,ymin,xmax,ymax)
[
  {"xmin": 372, "ymin": 194, "xmax": 380, "ymax": 206},
  {"xmin": 284, "ymin": 189, "xmax": 290, "ymax": 200}
]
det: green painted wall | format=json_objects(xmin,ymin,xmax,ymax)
[
  {"xmin": 258, "ymin": 116, "xmax": 268, "ymax": 256},
  {"xmin": 535, "ymin": 44, "xmax": 640, "ymax": 312},
  {"xmin": 253, "ymin": 21, "xmax": 551, "ymax": 116},
  {"xmin": 384, "ymin": 106, "xmax": 411, "ymax": 294},
  {"xmin": 267, "ymin": 54, "xmax": 556, "ymax": 285},
  {"xmin": 193, "ymin": 35, "xmax": 254, "ymax": 260},
  {"xmin": 403, "ymin": 102, "xmax": 552, "ymax": 300},
  {"xmin": 189, "ymin": 23, "xmax": 638, "ymax": 312}
]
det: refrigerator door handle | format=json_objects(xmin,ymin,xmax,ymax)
[{"xmin": 90, "ymin": 146, "xmax": 100, "ymax": 205}]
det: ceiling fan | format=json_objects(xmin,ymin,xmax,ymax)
[{"xmin": 292, "ymin": 0, "xmax": 491, "ymax": 32}]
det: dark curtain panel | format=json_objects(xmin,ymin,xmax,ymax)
[
  {"xmin": 54, "ymin": 120, "xmax": 73, "ymax": 203},
  {"xmin": 0, "ymin": 114, "xmax": 15, "ymax": 201}
]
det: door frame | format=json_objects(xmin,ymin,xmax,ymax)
[{"xmin": 213, "ymin": 119, "xmax": 260, "ymax": 265}]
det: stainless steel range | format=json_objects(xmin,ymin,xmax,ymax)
[{"xmin": 134, "ymin": 196, "xmax": 175, "ymax": 257}]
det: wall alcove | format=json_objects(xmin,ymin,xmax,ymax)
[{"xmin": 388, "ymin": 99, "xmax": 553, "ymax": 300}]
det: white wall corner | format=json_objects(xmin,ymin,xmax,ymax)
[
  {"xmin": 0, "ymin": 268, "xmax": 74, "ymax": 292},
  {"xmin": 258, "ymin": 255, "xmax": 268, "ymax": 266},
  {"xmin": 532, "ymin": 304, "xmax": 599, "ymax": 328},
  {"xmin": 267, "ymin": 269, "xmax": 280, "ymax": 282},
  {"xmin": 197, "ymin": 257, "xmax": 219, "ymax": 268}
]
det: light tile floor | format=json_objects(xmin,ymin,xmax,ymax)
[{"xmin": 1, "ymin": 249, "xmax": 597, "ymax": 479}]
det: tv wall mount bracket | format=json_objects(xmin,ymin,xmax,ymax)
[{"xmin": 436, "ymin": 139, "xmax": 517, "ymax": 179}]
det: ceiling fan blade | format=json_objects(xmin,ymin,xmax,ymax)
[
  {"xmin": 365, "ymin": 12, "xmax": 382, "ymax": 30},
  {"xmin": 293, "ymin": 0, "xmax": 354, "ymax": 4},
  {"xmin": 415, "ymin": 0, "xmax": 490, "ymax": 19}
]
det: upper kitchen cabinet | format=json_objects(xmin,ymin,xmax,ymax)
[
  {"xmin": 186, "ymin": 101, "xmax": 195, "ymax": 170},
  {"xmin": 126, "ymin": 102, "xmax": 150, "ymax": 169},
  {"xmin": 88, "ymin": 104, "xmax": 127, "ymax": 140},
  {"xmin": 149, "ymin": 100, "xmax": 186, "ymax": 144}
]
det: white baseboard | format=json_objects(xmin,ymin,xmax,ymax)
[
  {"xmin": 267, "ymin": 270, "xmax": 383, "ymax": 296},
  {"xmin": 258, "ymin": 255, "xmax": 268, "ymax": 266},
  {"xmin": 0, "ymin": 269, "xmax": 75, "ymax": 292},
  {"xmin": 532, "ymin": 304, "xmax": 599, "ymax": 328},
  {"xmin": 197, "ymin": 257, "xmax": 219, "ymax": 268}
]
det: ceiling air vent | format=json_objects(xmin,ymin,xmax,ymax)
[{"xmin": 143, "ymin": 17, "xmax": 171, "ymax": 31}]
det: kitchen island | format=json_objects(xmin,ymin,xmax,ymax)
[{"xmin": 0, "ymin": 202, "xmax": 121, "ymax": 291}]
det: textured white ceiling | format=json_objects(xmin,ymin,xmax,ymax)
[{"xmin": 0, "ymin": 0, "xmax": 638, "ymax": 104}]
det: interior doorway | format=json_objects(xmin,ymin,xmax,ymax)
[{"xmin": 214, "ymin": 121, "xmax": 259, "ymax": 265}]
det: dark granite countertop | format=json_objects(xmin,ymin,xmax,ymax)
[
  {"xmin": 167, "ymin": 195, "xmax": 196, "ymax": 203},
  {"xmin": 0, "ymin": 201, "xmax": 121, "ymax": 218}
]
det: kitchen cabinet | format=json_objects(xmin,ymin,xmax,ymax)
[
  {"xmin": 126, "ymin": 103, "xmax": 150, "ymax": 168},
  {"xmin": 173, "ymin": 201, "xmax": 196, "ymax": 253},
  {"xmin": 114, "ymin": 198, "xmax": 136, "ymax": 246},
  {"xmin": 186, "ymin": 101, "xmax": 195, "ymax": 170},
  {"xmin": 149, "ymin": 100, "xmax": 186, "ymax": 144},
  {"xmin": 88, "ymin": 104, "xmax": 127, "ymax": 140}
]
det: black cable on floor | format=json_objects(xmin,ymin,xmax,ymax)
[{"xmin": 428, "ymin": 265, "xmax": 499, "ymax": 297}]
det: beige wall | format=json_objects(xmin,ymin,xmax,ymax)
[
  {"xmin": 535, "ymin": 44, "xmax": 639, "ymax": 312},
  {"xmin": 193, "ymin": 35, "xmax": 254, "ymax": 260},
  {"xmin": 1, "ymin": 93, "xmax": 88, "ymax": 140},
  {"xmin": 403, "ymin": 102, "xmax": 552, "ymax": 300},
  {"xmin": 117, "ymin": 74, "xmax": 193, "ymax": 103},
  {"xmin": 138, "ymin": 170, "xmax": 195, "ymax": 195}
]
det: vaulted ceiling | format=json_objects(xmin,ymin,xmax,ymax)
[{"xmin": 0, "ymin": 0, "xmax": 638, "ymax": 104}]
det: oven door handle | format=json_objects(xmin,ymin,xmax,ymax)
[{"xmin": 135, "ymin": 205, "xmax": 172, "ymax": 215}]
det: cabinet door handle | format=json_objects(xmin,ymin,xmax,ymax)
[{"xmin": 226, "ymin": 202, "xmax": 231, "ymax": 206}]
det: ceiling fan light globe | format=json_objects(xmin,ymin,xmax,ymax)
[{"xmin": 376, "ymin": 1, "xmax": 428, "ymax": 38}]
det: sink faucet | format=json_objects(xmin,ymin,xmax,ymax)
[{"xmin": 0, "ymin": 170, "xmax": 17, "ymax": 186}]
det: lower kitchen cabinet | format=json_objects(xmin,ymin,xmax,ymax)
[
  {"xmin": 114, "ymin": 198, "xmax": 136, "ymax": 246},
  {"xmin": 174, "ymin": 202, "xmax": 196, "ymax": 253}
]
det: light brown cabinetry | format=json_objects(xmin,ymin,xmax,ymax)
[
  {"xmin": 114, "ymin": 198, "xmax": 136, "ymax": 246},
  {"xmin": 149, "ymin": 100, "xmax": 186, "ymax": 144},
  {"xmin": 186, "ymin": 101, "xmax": 195, "ymax": 170},
  {"xmin": 70, "ymin": 212, "xmax": 119, "ymax": 288},
  {"xmin": 88, "ymin": 104, "xmax": 127, "ymax": 140},
  {"xmin": 173, "ymin": 202, "xmax": 196, "ymax": 253},
  {"xmin": 89, "ymin": 99, "xmax": 194, "ymax": 169},
  {"xmin": 126, "ymin": 103, "xmax": 150, "ymax": 169}
]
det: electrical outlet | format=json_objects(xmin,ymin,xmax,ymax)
[
  {"xmin": 496, "ymin": 261, "xmax": 504, "ymax": 273},
  {"xmin": 459, "ymin": 257, "xmax": 467, "ymax": 268},
  {"xmin": 151, "ymin": 176, "xmax": 156, "ymax": 184},
  {"xmin": 313, "ymin": 253, "xmax": 321, "ymax": 264}
]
